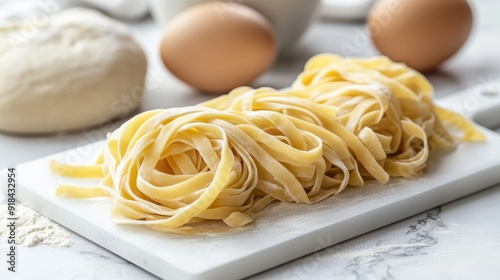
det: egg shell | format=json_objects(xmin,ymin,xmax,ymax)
[
  {"xmin": 368, "ymin": 0, "xmax": 473, "ymax": 73},
  {"xmin": 160, "ymin": 2, "xmax": 277, "ymax": 94}
]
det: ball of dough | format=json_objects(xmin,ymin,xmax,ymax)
[{"xmin": 0, "ymin": 8, "xmax": 147, "ymax": 134}]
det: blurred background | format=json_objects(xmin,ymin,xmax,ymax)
[{"xmin": 0, "ymin": 0, "xmax": 498, "ymax": 156}]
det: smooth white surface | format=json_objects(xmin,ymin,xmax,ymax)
[
  {"xmin": 321, "ymin": 0, "xmax": 374, "ymax": 21},
  {"xmin": 148, "ymin": 0, "xmax": 320, "ymax": 50},
  {"xmin": 81, "ymin": 0, "xmax": 149, "ymax": 20},
  {"xmin": 3, "ymin": 85, "xmax": 500, "ymax": 280},
  {"xmin": 1, "ymin": 0, "xmax": 500, "ymax": 279},
  {"xmin": 0, "ymin": 0, "xmax": 149, "ymax": 21}
]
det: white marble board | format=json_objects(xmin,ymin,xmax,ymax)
[{"xmin": 2, "ymin": 84, "xmax": 500, "ymax": 280}]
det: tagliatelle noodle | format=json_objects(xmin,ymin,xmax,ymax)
[
  {"xmin": 294, "ymin": 54, "xmax": 483, "ymax": 141},
  {"xmin": 50, "ymin": 54, "xmax": 485, "ymax": 233},
  {"xmin": 202, "ymin": 87, "xmax": 390, "ymax": 185},
  {"xmin": 292, "ymin": 54, "xmax": 484, "ymax": 174},
  {"xmin": 52, "ymin": 106, "xmax": 337, "ymax": 232}
]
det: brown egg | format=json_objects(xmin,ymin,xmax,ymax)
[
  {"xmin": 368, "ymin": 0, "xmax": 473, "ymax": 73},
  {"xmin": 160, "ymin": 2, "xmax": 277, "ymax": 94}
]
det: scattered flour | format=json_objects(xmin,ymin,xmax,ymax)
[{"xmin": 0, "ymin": 204, "xmax": 73, "ymax": 247}]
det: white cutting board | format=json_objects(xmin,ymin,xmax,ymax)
[{"xmin": 3, "ymin": 84, "xmax": 500, "ymax": 280}]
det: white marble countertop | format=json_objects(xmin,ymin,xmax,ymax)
[{"xmin": 1, "ymin": 0, "xmax": 500, "ymax": 279}]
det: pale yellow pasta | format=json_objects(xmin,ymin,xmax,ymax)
[{"xmin": 50, "ymin": 54, "xmax": 484, "ymax": 233}]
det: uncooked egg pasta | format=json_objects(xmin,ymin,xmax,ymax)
[{"xmin": 50, "ymin": 54, "xmax": 484, "ymax": 233}]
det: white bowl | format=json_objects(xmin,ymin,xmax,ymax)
[{"xmin": 148, "ymin": 0, "xmax": 320, "ymax": 50}]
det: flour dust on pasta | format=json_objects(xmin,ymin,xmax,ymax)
[{"xmin": 50, "ymin": 54, "xmax": 484, "ymax": 233}]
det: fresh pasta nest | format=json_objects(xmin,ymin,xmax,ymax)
[{"xmin": 51, "ymin": 54, "xmax": 484, "ymax": 233}]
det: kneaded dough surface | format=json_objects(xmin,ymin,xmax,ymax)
[{"xmin": 0, "ymin": 8, "xmax": 147, "ymax": 134}]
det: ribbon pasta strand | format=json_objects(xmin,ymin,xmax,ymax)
[{"xmin": 50, "ymin": 54, "xmax": 484, "ymax": 233}]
